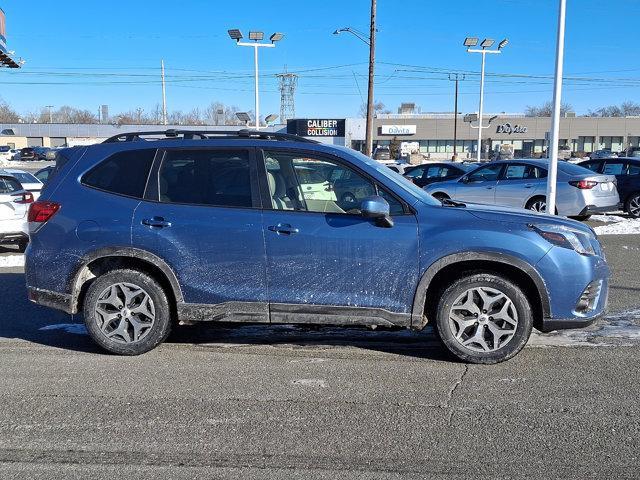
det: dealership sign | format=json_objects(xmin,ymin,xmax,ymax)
[
  {"xmin": 496, "ymin": 123, "xmax": 528, "ymax": 135},
  {"xmin": 380, "ymin": 125, "xmax": 417, "ymax": 135},
  {"xmin": 287, "ymin": 119, "xmax": 346, "ymax": 137}
]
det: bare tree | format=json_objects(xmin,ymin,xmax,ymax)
[
  {"xmin": 524, "ymin": 101, "xmax": 574, "ymax": 117},
  {"xmin": 586, "ymin": 101, "xmax": 640, "ymax": 117},
  {"xmin": 359, "ymin": 100, "xmax": 391, "ymax": 118},
  {"xmin": 0, "ymin": 100, "xmax": 20, "ymax": 123}
]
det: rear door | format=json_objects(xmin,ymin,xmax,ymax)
[
  {"xmin": 259, "ymin": 148, "xmax": 419, "ymax": 323},
  {"xmin": 602, "ymin": 159, "xmax": 631, "ymax": 199},
  {"xmin": 495, "ymin": 163, "xmax": 547, "ymax": 208},
  {"xmin": 132, "ymin": 147, "xmax": 269, "ymax": 321},
  {"xmin": 455, "ymin": 163, "xmax": 504, "ymax": 204}
]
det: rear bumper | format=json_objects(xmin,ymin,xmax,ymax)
[
  {"xmin": 27, "ymin": 287, "xmax": 73, "ymax": 314},
  {"xmin": 579, "ymin": 204, "xmax": 619, "ymax": 216}
]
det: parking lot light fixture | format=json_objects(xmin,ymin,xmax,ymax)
[
  {"xmin": 228, "ymin": 29, "xmax": 243, "ymax": 41},
  {"xmin": 236, "ymin": 112, "xmax": 251, "ymax": 126},
  {"xmin": 465, "ymin": 35, "xmax": 508, "ymax": 161},
  {"xmin": 230, "ymin": 28, "xmax": 282, "ymax": 130},
  {"xmin": 464, "ymin": 37, "xmax": 479, "ymax": 47},
  {"xmin": 499, "ymin": 38, "xmax": 509, "ymax": 50}
]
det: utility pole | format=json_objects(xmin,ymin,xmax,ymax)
[
  {"xmin": 545, "ymin": 0, "xmax": 567, "ymax": 216},
  {"xmin": 364, "ymin": 0, "xmax": 377, "ymax": 157},
  {"xmin": 45, "ymin": 105, "xmax": 54, "ymax": 124},
  {"xmin": 448, "ymin": 74, "xmax": 465, "ymax": 160},
  {"xmin": 161, "ymin": 60, "xmax": 168, "ymax": 125}
]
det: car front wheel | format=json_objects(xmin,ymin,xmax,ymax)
[
  {"xmin": 435, "ymin": 273, "xmax": 533, "ymax": 364},
  {"xmin": 83, "ymin": 269, "xmax": 172, "ymax": 355}
]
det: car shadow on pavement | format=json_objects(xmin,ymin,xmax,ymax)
[{"xmin": 0, "ymin": 270, "xmax": 454, "ymax": 362}]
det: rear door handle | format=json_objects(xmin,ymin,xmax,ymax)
[
  {"xmin": 524, "ymin": 183, "xmax": 534, "ymax": 188},
  {"xmin": 142, "ymin": 217, "xmax": 172, "ymax": 228},
  {"xmin": 268, "ymin": 223, "xmax": 299, "ymax": 235}
]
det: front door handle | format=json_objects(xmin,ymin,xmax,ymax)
[
  {"xmin": 524, "ymin": 183, "xmax": 534, "ymax": 188},
  {"xmin": 268, "ymin": 223, "xmax": 299, "ymax": 235},
  {"xmin": 142, "ymin": 217, "xmax": 172, "ymax": 228},
  {"xmin": 486, "ymin": 186, "xmax": 494, "ymax": 190}
]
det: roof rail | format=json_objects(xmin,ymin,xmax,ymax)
[{"xmin": 102, "ymin": 128, "xmax": 319, "ymax": 144}]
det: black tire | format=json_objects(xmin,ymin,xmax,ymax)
[
  {"xmin": 434, "ymin": 273, "xmax": 533, "ymax": 364},
  {"xmin": 17, "ymin": 239, "xmax": 28, "ymax": 253},
  {"xmin": 432, "ymin": 192, "xmax": 450, "ymax": 201},
  {"xmin": 625, "ymin": 192, "xmax": 640, "ymax": 218},
  {"xmin": 569, "ymin": 215, "xmax": 591, "ymax": 221},
  {"xmin": 525, "ymin": 196, "xmax": 547, "ymax": 213},
  {"xmin": 83, "ymin": 269, "xmax": 172, "ymax": 355}
]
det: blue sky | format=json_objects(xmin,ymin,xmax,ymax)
[{"xmin": 1, "ymin": 0, "xmax": 639, "ymax": 118}]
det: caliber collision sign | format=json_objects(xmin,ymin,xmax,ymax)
[{"xmin": 287, "ymin": 119, "xmax": 346, "ymax": 137}]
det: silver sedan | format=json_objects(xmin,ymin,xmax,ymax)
[{"xmin": 424, "ymin": 159, "xmax": 619, "ymax": 219}]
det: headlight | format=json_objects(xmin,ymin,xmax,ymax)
[{"xmin": 530, "ymin": 224, "xmax": 596, "ymax": 256}]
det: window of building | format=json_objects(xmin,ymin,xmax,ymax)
[
  {"xmin": 264, "ymin": 150, "xmax": 404, "ymax": 215},
  {"xmin": 83, "ymin": 149, "xmax": 156, "ymax": 198},
  {"xmin": 158, "ymin": 149, "xmax": 253, "ymax": 208}
]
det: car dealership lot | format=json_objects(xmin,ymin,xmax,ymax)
[{"xmin": 1, "ymin": 234, "xmax": 639, "ymax": 478}]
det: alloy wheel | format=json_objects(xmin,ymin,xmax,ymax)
[
  {"xmin": 629, "ymin": 195, "xmax": 640, "ymax": 217},
  {"xmin": 447, "ymin": 287, "xmax": 519, "ymax": 353},
  {"xmin": 529, "ymin": 199, "xmax": 546, "ymax": 212},
  {"xmin": 94, "ymin": 282, "xmax": 156, "ymax": 344}
]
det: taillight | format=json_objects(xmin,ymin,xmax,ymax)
[
  {"xmin": 12, "ymin": 192, "xmax": 34, "ymax": 204},
  {"xmin": 28, "ymin": 201, "xmax": 60, "ymax": 223},
  {"xmin": 569, "ymin": 180, "xmax": 598, "ymax": 189}
]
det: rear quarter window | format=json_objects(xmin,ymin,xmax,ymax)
[
  {"xmin": 82, "ymin": 149, "xmax": 156, "ymax": 198},
  {"xmin": 0, "ymin": 176, "xmax": 21, "ymax": 193}
]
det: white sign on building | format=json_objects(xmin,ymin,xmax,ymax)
[{"xmin": 380, "ymin": 125, "xmax": 417, "ymax": 135}]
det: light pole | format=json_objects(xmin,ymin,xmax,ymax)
[
  {"xmin": 465, "ymin": 37, "xmax": 508, "ymax": 161},
  {"xmin": 448, "ymin": 74, "xmax": 465, "ymax": 160},
  {"xmin": 545, "ymin": 0, "xmax": 567, "ymax": 216},
  {"xmin": 333, "ymin": 0, "xmax": 376, "ymax": 157},
  {"xmin": 228, "ymin": 29, "xmax": 284, "ymax": 130}
]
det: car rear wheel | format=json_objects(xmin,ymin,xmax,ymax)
[
  {"xmin": 625, "ymin": 193, "xmax": 640, "ymax": 218},
  {"xmin": 83, "ymin": 269, "xmax": 172, "ymax": 355},
  {"xmin": 525, "ymin": 196, "xmax": 547, "ymax": 213},
  {"xmin": 435, "ymin": 273, "xmax": 533, "ymax": 364}
]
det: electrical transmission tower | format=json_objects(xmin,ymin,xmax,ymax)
[{"xmin": 276, "ymin": 68, "xmax": 298, "ymax": 123}]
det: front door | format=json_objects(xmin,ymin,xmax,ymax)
[
  {"xmin": 132, "ymin": 147, "xmax": 269, "ymax": 322},
  {"xmin": 259, "ymin": 149, "xmax": 420, "ymax": 326},
  {"xmin": 455, "ymin": 163, "xmax": 504, "ymax": 204}
]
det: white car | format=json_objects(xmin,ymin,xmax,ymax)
[
  {"xmin": 0, "ymin": 146, "xmax": 13, "ymax": 163},
  {"xmin": 0, "ymin": 173, "xmax": 31, "ymax": 251},
  {"xmin": 0, "ymin": 168, "xmax": 44, "ymax": 200}
]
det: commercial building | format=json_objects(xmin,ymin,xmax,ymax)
[{"xmin": 3, "ymin": 114, "xmax": 640, "ymax": 161}]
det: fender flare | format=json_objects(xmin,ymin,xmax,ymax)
[
  {"xmin": 69, "ymin": 246, "xmax": 184, "ymax": 313},
  {"xmin": 410, "ymin": 251, "xmax": 551, "ymax": 327}
]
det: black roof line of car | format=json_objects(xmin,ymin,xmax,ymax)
[{"xmin": 102, "ymin": 129, "xmax": 320, "ymax": 145}]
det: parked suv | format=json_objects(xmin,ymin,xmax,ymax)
[{"xmin": 26, "ymin": 130, "xmax": 610, "ymax": 364}]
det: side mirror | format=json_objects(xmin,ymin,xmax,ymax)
[{"xmin": 361, "ymin": 195, "xmax": 393, "ymax": 228}]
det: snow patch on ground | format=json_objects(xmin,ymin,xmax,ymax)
[
  {"xmin": 0, "ymin": 255, "xmax": 25, "ymax": 268},
  {"xmin": 591, "ymin": 214, "xmax": 640, "ymax": 235},
  {"xmin": 530, "ymin": 309, "xmax": 640, "ymax": 347},
  {"xmin": 39, "ymin": 323, "xmax": 88, "ymax": 335}
]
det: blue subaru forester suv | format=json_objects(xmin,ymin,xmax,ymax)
[{"xmin": 25, "ymin": 130, "xmax": 610, "ymax": 364}]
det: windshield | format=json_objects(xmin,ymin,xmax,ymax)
[{"xmin": 338, "ymin": 147, "xmax": 440, "ymax": 206}]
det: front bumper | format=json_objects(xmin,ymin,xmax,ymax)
[{"xmin": 541, "ymin": 309, "xmax": 606, "ymax": 332}]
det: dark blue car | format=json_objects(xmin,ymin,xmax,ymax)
[
  {"xmin": 579, "ymin": 157, "xmax": 640, "ymax": 217},
  {"xmin": 25, "ymin": 130, "xmax": 610, "ymax": 364}
]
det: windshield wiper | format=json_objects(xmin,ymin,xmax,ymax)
[{"xmin": 441, "ymin": 198, "xmax": 466, "ymax": 208}]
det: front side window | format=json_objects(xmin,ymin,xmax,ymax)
[
  {"xmin": 404, "ymin": 167, "xmax": 425, "ymax": 179},
  {"xmin": 503, "ymin": 164, "xmax": 547, "ymax": 180},
  {"xmin": 83, "ymin": 149, "xmax": 156, "ymax": 198},
  {"xmin": 263, "ymin": 150, "xmax": 405, "ymax": 215},
  {"xmin": 159, "ymin": 149, "xmax": 253, "ymax": 208},
  {"xmin": 467, "ymin": 164, "xmax": 503, "ymax": 182}
]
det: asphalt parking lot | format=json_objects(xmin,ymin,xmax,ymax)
[{"xmin": 0, "ymin": 233, "xmax": 639, "ymax": 479}]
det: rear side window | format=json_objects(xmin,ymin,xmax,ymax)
[
  {"xmin": 0, "ymin": 176, "xmax": 21, "ymax": 193},
  {"xmin": 159, "ymin": 149, "xmax": 253, "ymax": 208},
  {"xmin": 83, "ymin": 149, "xmax": 155, "ymax": 198},
  {"xmin": 629, "ymin": 163, "xmax": 640, "ymax": 176}
]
